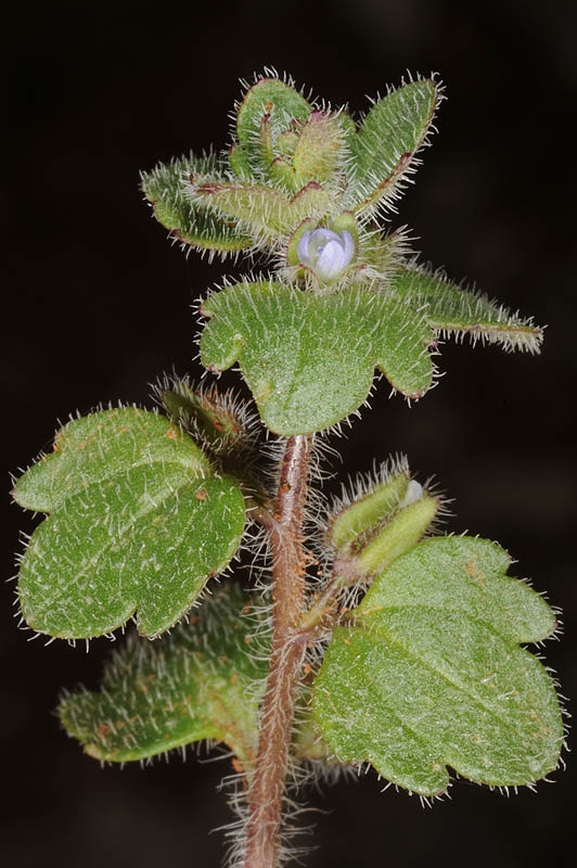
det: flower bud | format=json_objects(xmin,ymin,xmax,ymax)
[
  {"xmin": 329, "ymin": 464, "xmax": 439, "ymax": 578},
  {"xmin": 297, "ymin": 227, "xmax": 355, "ymax": 282},
  {"xmin": 154, "ymin": 376, "xmax": 257, "ymax": 458}
]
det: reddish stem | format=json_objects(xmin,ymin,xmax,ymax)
[{"xmin": 243, "ymin": 435, "xmax": 312, "ymax": 868}]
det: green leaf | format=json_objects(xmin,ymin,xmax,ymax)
[
  {"xmin": 199, "ymin": 282, "xmax": 434, "ymax": 435},
  {"xmin": 58, "ymin": 585, "xmax": 267, "ymax": 769},
  {"xmin": 313, "ymin": 537, "xmax": 563, "ymax": 795},
  {"xmin": 13, "ymin": 408, "xmax": 212, "ymax": 513},
  {"xmin": 391, "ymin": 264, "xmax": 544, "ymax": 353},
  {"xmin": 235, "ymin": 77, "xmax": 313, "ymax": 184},
  {"xmin": 14, "ymin": 409, "xmax": 246, "ymax": 639},
  {"xmin": 141, "ymin": 153, "xmax": 253, "ymax": 256},
  {"xmin": 188, "ymin": 179, "xmax": 333, "ymax": 236},
  {"xmin": 291, "ymin": 111, "xmax": 344, "ymax": 182},
  {"xmin": 347, "ymin": 79, "xmax": 441, "ymax": 218}
]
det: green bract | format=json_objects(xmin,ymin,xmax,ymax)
[
  {"xmin": 59, "ymin": 585, "xmax": 267, "ymax": 768},
  {"xmin": 313, "ymin": 537, "xmax": 562, "ymax": 796},
  {"xmin": 14, "ymin": 409, "xmax": 246, "ymax": 639}
]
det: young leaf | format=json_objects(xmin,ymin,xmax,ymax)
[
  {"xmin": 391, "ymin": 264, "xmax": 544, "ymax": 353},
  {"xmin": 313, "ymin": 536, "xmax": 563, "ymax": 795},
  {"xmin": 291, "ymin": 111, "xmax": 344, "ymax": 182},
  {"xmin": 234, "ymin": 77, "xmax": 313, "ymax": 185},
  {"xmin": 154, "ymin": 376, "xmax": 259, "ymax": 458},
  {"xmin": 14, "ymin": 409, "xmax": 246, "ymax": 639},
  {"xmin": 199, "ymin": 281, "xmax": 434, "ymax": 435},
  {"xmin": 141, "ymin": 153, "xmax": 253, "ymax": 256},
  {"xmin": 187, "ymin": 179, "xmax": 333, "ymax": 237},
  {"xmin": 59, "ymin": 585, "xmax": 267, "ymax": 769},
  {"xmin": 346, "ymin": 78, "xmax": 442, "ymax": 218}
]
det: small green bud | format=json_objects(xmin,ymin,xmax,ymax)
[
  {"xmin": 329, "ymin": 464, "xmax": 439, "ymax": 578},
  {"xmin": 291, "ymin": 111, "xmax": 342, "ymax": 182},
  {"xmin": 154, "ymin": 377, "xmax": 257, "ymax": 458},
  {"xmin": 356, "ymin": 485, "xmax": 438, "ymax": 575},
  {"xmin": 330, "ymin": 467, "xmax": 411, "ymax": 551}
]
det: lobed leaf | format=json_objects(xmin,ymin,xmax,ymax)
[
  {"xmin": 199, "ymin": 282, "xmax": 434, "ymax": 435},
  {"xmin": 141, "ymin": 153, "xmax": 253, "ymax": 256},
  {"xmin": 390, "ymin": 265, "xmax": 544, "ymax": 353},
  {"xmin": 313, "ymin": 536, "xmax": 563, "ymax": 795},
  {"xmin": 59, "ymin": 585, "xmax": 267, "ymax": 769},
  {"xmin": 14, "ymin": 409, "xmax": 246, "ymax": 639},
  {"xmin": 13, "ymin": 408, "xmax": 212, "ymax": 513}
]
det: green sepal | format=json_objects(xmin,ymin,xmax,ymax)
[
  {"xmin": 229, "ymin": 143, "xmax": 253, "ymax": 180},
  {"xmin": 329, "ymin": 460, "xmax": 438, "ymax": 578},
  {"xmin": 199, "ymin": 282, "xmax": 434, "ymax": 435},
  {"xmin": 58, "ymin": 585, "xmax": 267, "ymax": 769},
  {"xmin": 329, "ymin": 211, "xmax": 358, "ymax": 243},
  {"xmin": 141, "ymin": 153, "xmax": 253, "ymax": 256},
  {"xmin": 391, "ymin": 264, "xmax": 544, "ymax": 353},
  {"xmin": 235, "ymin": 78, "xmax": 312, "ymax": 184},
  {"xmin": 313, "ymin": 537, "xmax": 563, "ymax": 795},
  {"xmin": 356, "ymin": 491, "xmax": 438, "ymax": 575},
  {"xmin": 347, "ymin": 79, "xmax": 441, "ymax": 217},
  {"xmin": 14, "ymin": 409, "xmax": 246, "ymax": 639},
  {"xmin": 330, "ymin": 465, "xmax": 411, "ymax": 551}
]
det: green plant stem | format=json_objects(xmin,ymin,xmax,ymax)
[{"xmin": 243, "ymin": 435, "xmax": 312, "ymax": 868}]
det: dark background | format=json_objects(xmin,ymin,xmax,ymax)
[{"xmin": 2, "ymin": 1, "xmax": 576, "ymax": 865}]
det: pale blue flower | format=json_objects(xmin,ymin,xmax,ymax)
[{"xmin": 297, "ymin": 228, "xmax": 355, "ymax": 282}]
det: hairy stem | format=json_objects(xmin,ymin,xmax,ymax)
[{"xmin": 243, "ymin": 435, "xmax": 312, "ymax": 868}]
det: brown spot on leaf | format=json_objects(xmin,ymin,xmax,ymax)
[{"xmin": 464, "ymin": 558, "xmax": 486, "ymax": 589}]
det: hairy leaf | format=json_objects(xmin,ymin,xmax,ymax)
[
  {"xmin": 391, "ymin": 265, "xmax": 544, "ymax": 353},
  {"xmin": 346, "ymin": 79, "xmax": 442, "ymax": 217},
  {"xmin": 59, "ymin": 585, "xmax": 267, "ymax": 768},
  {"xmin": 313, "ymin": 536, "xmax": 562, "ymax": 795},
  {"xmin": 199, "ymin": 282, "xmax": 434, "ymax": 435},
  {"xmin": 234, "ymin": 77, "xmax": 313, "ymax": 185},
  {"xmin": 188, "ymin": 179, "xmax": 333, "ymax": 236},
  {"xmin": 291, "ymin": 111, "xmax": 343, "ymax": 182},
  {"xmin": 141, "ymin": 153, "xmax": 253, "ymax": 255},
  {"xmin": 14, "ymin": 409, "xmax": 246, "ymax": 639}
]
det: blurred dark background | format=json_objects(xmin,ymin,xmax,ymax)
[{"xmin": 2, "ymin": 0, "xmax": 576, "ymax": 865}]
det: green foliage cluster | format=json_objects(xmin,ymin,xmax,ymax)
[{"xmin": 12, "ymin": 71, "xmax": 564, "ymax": 864}]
